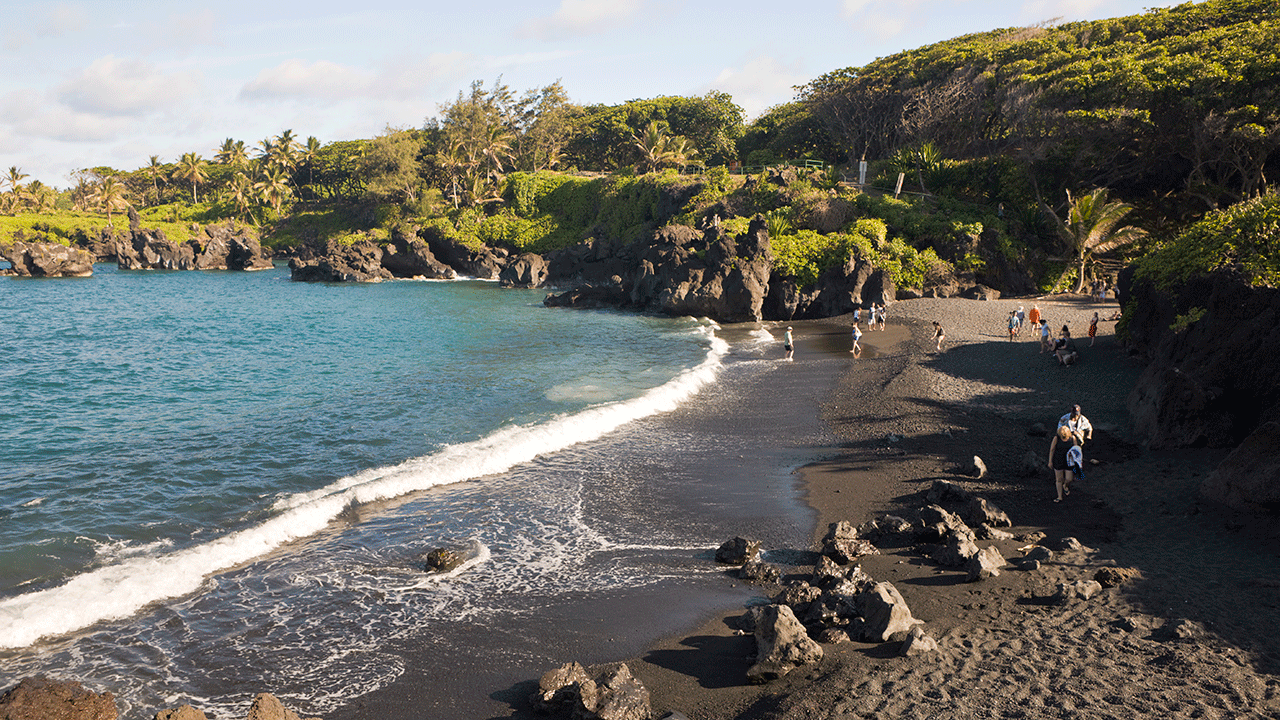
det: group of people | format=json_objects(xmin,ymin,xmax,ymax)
[
  {"xmin": 852, "ymin": 303, "xmax": 888, "ymax": 332},
  {"xmin": 1048, "ymin": 404, "xmax": 1093, "ymax": 502}
]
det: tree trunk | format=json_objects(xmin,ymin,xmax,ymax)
[{"xmin": 1073, "ymin": 256, "xmax": 1087, "ymax": 293}]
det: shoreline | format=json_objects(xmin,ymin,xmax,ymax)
[{"xmin": 625, "ymin": 296, "xmax": 1280, "ymax": 719}]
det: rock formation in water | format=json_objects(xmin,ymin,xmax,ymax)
[{"xmin": 0, "ymin": 239, "xmax": 95, "ymax": 277}]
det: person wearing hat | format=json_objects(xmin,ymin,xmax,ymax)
[
  {"xmin": 783, "ymin": 326, "xmax": 794, "ymax": 361},
  {"xmin": 1057, "ymin": 405, "xmax": 1093, "ymax": 444}
]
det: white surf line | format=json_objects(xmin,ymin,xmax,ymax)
[{"xmin": 0, "ymin": 327, "xmax": 728, "ymax": 650}]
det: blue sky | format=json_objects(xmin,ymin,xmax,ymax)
[{"xmin": 2, "ymin": 0, "xmax": 1179, "ymax": 187}]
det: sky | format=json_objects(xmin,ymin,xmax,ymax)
[{"xmin": 2, "ymin": 0, "xmax": 1182, "ymax": 187}]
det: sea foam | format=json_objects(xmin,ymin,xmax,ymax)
[{"xmin": 0, "ymin": 328, "xmax": 727, "ymax": 649}]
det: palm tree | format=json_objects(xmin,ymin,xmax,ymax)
[
  {"xmin": 144, "ymin": 155, "xmax": 166, "ymax": 205},
  {"xmin": 176, "ymin": 152, "xmax": 209, "ymax": 203},
  {"xmin": 254, "ymin": 167, "xmax": 292, "ymax": 217},
  {"xmin": 5, "ymin": 166, "xmax": 28, "ymax": 208},
  {"xmin": 91, "ymin": 176, "xmax": 131, "ymax": 225},
  {"xmin": 226, "ymin": 172, "xmax": 255, "ymax": 222},
  {"xmin": 215, "ymin": 139, "xmax": 248, "ymax": 169},
  {"xmin": 1047, "ymin": 188, "xmax": 1148, "ymax": 293},
  {"xmin": 632, "ymin": 121, "xmax": 673, "ymax": 173},
  {"xmin": 298, "ymin": 136, "xmax": 321, "ymax": 199}
]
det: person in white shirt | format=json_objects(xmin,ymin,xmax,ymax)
[{"xmin": 1058, "ymin": 405, "xmax": 1093, "ymax": 443}]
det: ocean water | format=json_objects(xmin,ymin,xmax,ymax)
[{"xmin": 0, "ymin": 264, "xmax": 827, "ymax": 718}]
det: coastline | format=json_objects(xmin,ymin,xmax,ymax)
[{"xmin": 625, "ymin": 296, "xmax": 1280, "ymax": 719}]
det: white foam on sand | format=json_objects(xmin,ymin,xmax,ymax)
[{"xmin": 0, "ymin": 328, "xmax": 729, "ymax": 650}]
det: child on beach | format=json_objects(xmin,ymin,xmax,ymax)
[
  {"xmin": 851, "ymin": 323, "xmax": 862, "ymax": 356},
  {"xmin": 783, "ymin": 326, "xmax": 794, "ymax": 361},
  {"xmin": 1039, "ymin": 320, "xmax": 1051, "ymax": 353},
  {"xmin": 1088, "ymin": 312, "xmax": 1099, "ymax": 346},
  {"xmin": 933, "ymin": 321, "xmax": 945, "ymax": 352},
  {"xmin": 877, "ymin": 303, "xmax": 886, "ymax": 331},
  {"xmin": 1008, "ymin": 311, "xmax": 1019, "ymax": 341}
]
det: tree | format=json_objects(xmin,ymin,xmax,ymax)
[
  {"xmin": 144, "ymin": 155, "xmax": 166, "ymax": 205},
  {"xmin": 5, "ymin": 166, "xmax": 28, "ymax": 194},
  {"xmin": 215, "ymin": 139, "xmax": 248, "ymax": 169},
  {"xmin": 298, "ymin": 136, "xmax": 321, "ymax": 197},
  {"xmin": 630, "ymin": 121, "xmax": 699, "ymax": 173},
  {"xmin": 359, "ymin": 128, "xmax": 425, "ymax": 204},
  {"xmin": 226, "ymin": 172, "xmax": 255, "ymax": 221},
  {"xmin": 1047, "ymin": 187, "xmax": 1147, "ymax": 292},
  {"xmin": 254, "ymin": 167, "xmax": 292, "ymax": 217},
  {"xmin": 91, "ymin": 176, "xmax": 131, "ymax": 224},
  {"xmin": 176, "ymin": 152, "xmax": 209, "ymax": 203}
]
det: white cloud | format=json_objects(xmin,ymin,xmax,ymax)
[
  {"xmin": 705, "ymin": 55, "xmax": 810, "ymax": 119},
  {"xmin": 518, "ymin": 0, "xmax": 647, "ymax": 40},
  {"xmin": 56, "ymin": 55, "xmax": 200, "ymax": 117},
  {"xmin": 240, "ymin": 59, "xmax": 373, "ymax": 101}
]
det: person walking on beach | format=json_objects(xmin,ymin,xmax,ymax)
[
  {"xmin": 1028, "ymin": 304, "xmax": 1041, "ymax": 337},
  {"xmin": 1048, "ymin": 425, "xmax": 1080, "ymax": 502},
  {"xmin": 933, "ymin": 321, "xmax": 945, "ymax": 352},
  {"xmin": 1088, "ymin": 311, "xmax": 1099, "ymax": 346},
  {"xmin": 1008, "ymin": 311, "xmax": 1019, "ymax": 341},
  {"xmin": 783, "ymin": 326, "xmax": 794, "ymax": 361},
  {"xmin": 854, "ymin": 306, "xmax": 861, "ymax": 326},
  {"xmin": 1039, "ymin": 319, "xmax": 1051, "ymax": 353},
  {"xmin": 1058, "ymin": 404, "xmax": 1093, "ymax": 444},
  {"xmin": 1017, "ymin": 305, "xmax": 1026, "ymax": 336},
  {"xmin": 867, "ymin": 305, "xmax": 877, "ymax": 331},
  {"xmin": 877, "ymin": 303, "xmax": 886, "ymax": 331},
  {"xmin": 851, "ymin": 323, "xmax": 863, "ymax": 356}
]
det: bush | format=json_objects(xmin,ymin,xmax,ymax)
[{"xmin": 1135, "ymin": 191, "xmax": 1280, "ymax": 291}]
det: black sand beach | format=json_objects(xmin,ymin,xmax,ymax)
[{"xmin": 337, "ymin": 296, "xmax": 1280, "ymax": 720}]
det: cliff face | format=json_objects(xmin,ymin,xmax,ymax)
[{"xmin": 1119, "ymin": 266, "xmax": 1280, "ymax": 449}]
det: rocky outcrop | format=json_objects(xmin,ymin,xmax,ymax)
[
  {"xmin": 501, "ymin": 252, "xmax": 549, "ymax": 288},
  {"xmin": 0, "ymin": 676, "xmax": 116, "ymax": 720},
  {"xmin": 0, "ymin": 241, "xmax": 95, "ymax": 277},
  {"xmin": 115, "ymin": 227, "xmax": 195, "ymax": 270},
  {"xmin": 380, "ymin": 235, "xmax": 457, "ymax": 280},
  {"xmin": 420, "ymin": 226, "xmax": 507, "ymax": 279},
  {"xmin": 544, "ymin": 217, "xmax": 773, "ymax": 323},
  {"xmin": 112, "ymin": 220, "xmax": 272, "ymax": 272},
  {"xmin": 1121, "ymin": 266, "xmax": 1280, "ymax": 448},
  {"xmin": 190, "ymin": 224, "xmax": 275, "ymax": 271},
  {"xmin": 1200, "ymin": 421, "xmax": 1280, "ymax": 512},
  {"xmin": 289, "ymin": 239, "xmax": 393, "ymax": 282}
]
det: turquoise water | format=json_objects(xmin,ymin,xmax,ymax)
[{"xmin": 0, "ymin": 264, "xmax": 820, "ymax": 718}]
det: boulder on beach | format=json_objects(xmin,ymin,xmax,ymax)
[
  {"xmin": 714, "ymin": 536, "xmax": 762, "ymax": 565},
  {"xmin": 532, "ymin": 662, "xmax": 651, "ymax": 720},
  {"xmin": 857, "ymin": 581, "xmax": 923, "ymax": 642},
  {"xmin": 821, "ymin": 520, "xmax": 879, "ymax": 564},
  {"xmin": 965, "ymin": 545, "xmax": 1005, "ymax": 582},
  {"xmin": 1049, "ymin": 579, "xmax": 1103, "ymax": 605},
  {"xmin": 1200, "ymin": 421, "xmax": 1280, "ymax": 513},
  {"xmin": 746, "ymin": 604, "xmax": 824, "ymax": 684},
  {"xmin": 899, "ymin": 625, "xmax": 939, "ymax": 656},
  {"xmin": 0, "ymin": 676, "xmax": 117, "ymax": 720},
  {"xmin": 244, "ymin": 693, "xmax": 320, "ymax": 720},
  {"xmin": 424, "ymin": 547, "xmax": 464, "ymax": 573},
  {"xmin": 931, "ymin": 525, "xmax": 980, "ymax": 566},
  {"xmin": 738, "ymin": 557, "xmax": 782, "ymax": 583}
]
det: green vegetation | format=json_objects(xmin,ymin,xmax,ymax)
[
  {"xmin": 1135, "ymin": 190, "xmax": 1280, "ymax": 291},
  {"xmin": 4, "ymin": 0, "xmax": 1277, "ymax": 296}
]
